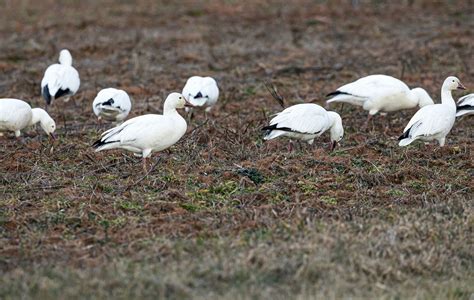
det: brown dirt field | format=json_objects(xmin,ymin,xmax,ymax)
[{"xmin": 0, "ymin": 0, "xmax": 473, "ymax": 298}]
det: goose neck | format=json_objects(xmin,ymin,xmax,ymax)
[{"xmin": 441, "ymin": 88, "xmax": 455, "ymax": 107}]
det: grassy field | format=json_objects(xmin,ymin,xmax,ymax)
[{"xmin": 0, "ymin": 0, "xmax": 473, "ymax": 298}]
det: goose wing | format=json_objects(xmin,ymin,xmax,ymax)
[
  {"xmin": 265, "ymin": 103, "xmax": 330, "ymax": 134},
  {"xmin": 327, "ymin": 75, "xmax": 409, "ymax": 105},
  {"xmin": 41, "ymin": 64, "xmax": 80, "ymax": 97},
  {"xmin": 401, "ymin": 105, "xmax": 451, "ymax": 139}
]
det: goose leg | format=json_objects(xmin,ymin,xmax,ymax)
[
  {"xmin": 186, "ymin": 108, "xmax": 194, "ymax": 123},
  {"xmin": 204, "ymin": 107, "xmax": 213, "ymax": 121},
  {"xmin": 363, "ymin": 114, "xmax": 372, "ymax": 130},
  {"xmin": 142, "ymin": 157, "xmax": 148, "ymax": 173},
  {"xmin": 142, "ymin": 149, "xmax": 152, "ymax": 173},
  {"xmin": 298, "ymin": 140, "xmax": 304, "ymax": 152},
  {"xmin": 438, "ymin": 137, "xmax": 446, "ymax": 147},
  {"xmin": 381, "ymin": 114, "xmax": 390, "ymax": 136},
  {"xmin": 96, "ymin": 116, "xmax": 102, "ymax": 128}
]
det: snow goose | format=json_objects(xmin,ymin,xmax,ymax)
[
  {"xmin": 456, "ymin": 94, "xmax": 474, "ymax": 117},
  {"xmin": 0, "ymin": 98, "xmax": 56, "ymax": 138},
  {"xmin": 92, "ymin": 88, "xmax": 132, "ymax": 123},
  {"xmin": 92, "ymin": 93, "xmax": 192, "ymax": 171},
  {"xmin": 262, "ymin": 103, "xmax": 344, "ymax": 150},
  {"xmin": 398, "ymin": 76, "xmax": 466, "ymax": 147},
  {"xmin": 326, "ymin": 75, "xmax": 433, "ymax": 126},
  {"xmin": 41, "ymin": 49, "xmax": 80, "ymax": 107},
  {"xmin": 182, "ymin": 76, "xmax": 219, "ymax": 113}
]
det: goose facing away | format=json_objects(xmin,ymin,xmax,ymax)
[
  {"xmin": 0, "ymin": 98, "xmax": 56, "ymax": 138},
  {"xmin": 92, "ymin": 88, "xmax": 132, "ymax": 123},
  {"xmin": 456, "ymin": 94, "xmax": 474, "ymax": 117},
  {"xmin": 326, "ymin": 74, "xmax": 433, "ymax": 126},
  {"xmin": 182, "ymin": 76, "xmax": 219, "ymax": 112},
  {"xmin": 41, "ymin": 49, "xmax": 80, "ymax": 107},
  {"xmin": 92, "ymin": 93, "xmax": 192, "ymax": 171},
  {"xmin": 398, "ymin": 76, "xmax": 466, "ymax": 147},
  {"xmin": 263, "ymin": 103, "xmax": 344, "ymax": 150}
]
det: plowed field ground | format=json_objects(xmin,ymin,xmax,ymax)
[{"xmin": 1, "ymin": 1, "xmax": 473, "ymax": 298}]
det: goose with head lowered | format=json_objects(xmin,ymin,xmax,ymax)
[
  {"xmin": 92, "ymin": 88, "xmax": 132, "ymax": 124},
  {"xmin": 326, "ymin": 74, "xmax": 433, "ymax": 127},
  {"xmin": 455, "ymin": 94, "xmax": 474, "ymax": 117},
  {"xmin": 398, "ymin": 76, "xmax": 466, "ymax": 147},
  {"xmin": 0, "ymin": 98, "xmax": 56, "ymax": 139},
  {"xmin": 41, "ymin": 49, "xmax": 80, "ymax": 108},
  {"xmin": 182, "ymin": 76, "xmax": 219, "ymax": 113},
  {"xmin": 262, "ymin": 103, "xmax": 344, "ymax": 151},
  {"xmin": 92, "ymin": 93, "xmax": 193, "ymax": 172}
]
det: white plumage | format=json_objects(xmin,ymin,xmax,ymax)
[
  {"xmin": 92, "ymin": 88, "xmax": 132, "ymax": 123},
  {"xmin": 41, "ymin": 49, "xmax": 80, "ymax": 106},
  {"xmin": 92, "ymin": 93, "xmax": 192, "ymax": 171},
  {"xmin": 398, "ymin": 76, "xmax": 466, "ymax": 147},
  {"xmin": 456, "ymin": 94, "xmax": 474, "ymax": 117},
  {"xmin": 182, "ymin": 76, "xmax": 219, "ymax": 112},
  {"xmin": 263, "ymin": 103, "xmax": 344, "ymax": 150},
  {"xmin": 0, "ymin": 98, "xmax": 56, "ymax": 138},
  {"xmin": 326, "ymin": 75, "xmax": 434, "ymax": 120}
]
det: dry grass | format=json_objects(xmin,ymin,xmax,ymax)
[{"xmin": 0, "ymin": 0, "xmax": 473, "ymax": 299}]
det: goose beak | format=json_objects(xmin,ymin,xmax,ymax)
[
  {"xmin": 49, "ymin": 133, "xmax": 56, "ymax": 140},
  {"xmin": 457, "ymin": 82, "xmax": 466, "ymax": 90},
  {"xmin": 184, "ymin": 100, "xmax": 194, "ymax": 108},
  {"xmin": 330, "ymin": 141, "xmax": 338, "ymax": 151}
]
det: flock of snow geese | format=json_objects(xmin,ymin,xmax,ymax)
[{"xmin": 0, "ymin": 49, "xmax": 472, "ymax": 172}]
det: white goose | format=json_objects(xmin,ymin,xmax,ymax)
[
  {"xmin": 182, "ymin": 76, "xmax": 219, "ymax": 112},
  {"xmin": 92, "ymin": 88, "xmax": 132, "ymax": 123},
  {"xmin": 92, "ymin": 93, "xmax": 192, "ymax": 171},
  {"xmin": 456, "ymin": 94, "xmax": 474, "ymax": 117},
  {"xmin": 41, "ymin": 49, "xmax": 80, "ymax": 107},
  {"xmin": 263, "ymin": 103, "xmax": 344, "ymax": 150},
  {"xmin": 326, "ymin": 75, "xmax": 433, "ymax": 125},
  {"xmin": 0, "ymin": 98, "xmax": 56, "ymax": 138},
  {"xmin": 398, "ymin": 76, "xmax": 466, "ymax": 147}
]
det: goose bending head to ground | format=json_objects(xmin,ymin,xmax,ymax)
[
  {"xmin": 41, "ymin": 49, "xmax": 80, "ymax": 108},
  {"xmin": 92, "ymin": 88, "xmax": 132, "ymax": 123},
  {"xmin": 262, "ymin": 103, "xmax": 344, "ymax": 151},
  {"xmin": 0, "ymin": 98, "xmax": 56, "ymax": 139},
  {"xmin": 92, "ymin": 93, "xmax": 192, "ymax": 172},
  {"xmin": 398, "ymin": 76, "xmax": 466, "ymax": 147},
  {"xmin": 182, "ymin": 76, "xmax": 219, "ymax": 113},
  {"xmin": 326, "ymin": 74, "xmax": 433, "ymax": 127},
  {"xmin": 456, "ymin": 94, "xmax": 474, "ymax": 117}
]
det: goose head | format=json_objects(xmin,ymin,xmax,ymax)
[
  {"xmin": 443, "ymin": 76, "xmax": 466, "ymax": 92},
  {"xmin": 409, "ymin": 87, "xmax": 434, "ymax": 108},
  {"xmin": 164, "ymin": 93, "xmax": 194, "ymax": 112},
  {"xmin": 31, "ymin": 108, "xmax": 56, "ymax": 139},
  {"xmin": 327, "ymin": 111, "xmax": 344, "ymax": 151},
  {"xmin": 59, "ymin": 49, "xmax": 73, "ymax": 66}
]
